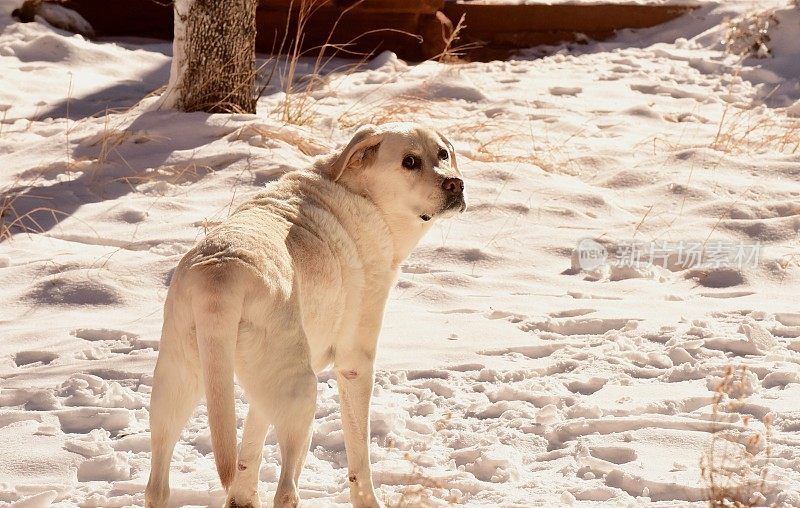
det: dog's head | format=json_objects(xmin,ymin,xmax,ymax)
[{"xmin": 328, "ymin": 122, "xmax": 466, "ymax": 223}]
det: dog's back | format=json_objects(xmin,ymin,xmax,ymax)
[{"xmin": 148, "ymin": 168, "xmax": 395, "ymax": 504}]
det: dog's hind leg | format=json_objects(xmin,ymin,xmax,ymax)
[
  {"xmin": 228, "ymin": 356, "xmax": 315, "ymax": 508},
  {"xmin": 272, "ymin": 364, "xmax": 317, "ymax": 508},
  {"xmin": 225, "ymin": 408, "xmax": 270, "ymax": 508},
  {"xmin": 145, "ymin": 304, "xmax": 202, "ymax": 508}
]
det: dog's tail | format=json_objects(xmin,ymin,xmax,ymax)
[{"xmin": 191, "ymin": 269, "xmax": 242, "ymax": 490}]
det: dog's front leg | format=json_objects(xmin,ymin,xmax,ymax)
[{"xmin": 336, "ymin": 349, "xmax": 382, "ymax": 508}]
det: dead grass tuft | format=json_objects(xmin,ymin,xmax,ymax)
[
  {"xmin": 386, "ymin": 455, "xmax": 449, "ymax": 508},
  {"xmin": 276, "ymin": 0, "xmax": 328, "ymax": 125},
  {"xmin": 0, "ymin": 177, "xmax": 66, "ymax": 241},
  {"xmin": 701, "ymin": 365, "xmax": 776, "ymax": 508},
  {"xmin": 639, "ymin": 100, "xmax": 799, "ymax": 157},
  {"xmin": 340, "ymin": 93, "xmax": 579, "ymax": 174},
  {"xmin": 432, "ymin": 12, "xmax": 482, "ymax": 64},
  {"xmin": 382, "ymin": 412, "xmax": 462, "ymax": 507},
  {"xmin": 711, "ymin": 103, "xmax": 800, "ymax": 155},
  {"xmin": 777, "ymin": 249, "xmax": 800, "ymax": 270},
  {"xmin": 724, "ymin": 10, "xmax": 779, "ymax": 58},
  {"xmin": 80, "ymin": 111, "xmax": 161, "ymax": 169},
  {"xmin": 229, "ymin": 123, "xmax": 329, "ymax": 156},
  {"xmin": 115, "ymin": 163, "xmax": 214, "ymax": 192},
  {"xmin": 0, "ymin": 104, "xmax": 10, "ymax": 138},
  {"xmin": 272, "ymin": 0, "xmax": 412, "ymax": 126}
]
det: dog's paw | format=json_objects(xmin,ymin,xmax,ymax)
[
  {"xmin": 350, "ymin": 487, "xmax": 383, "ymax": 508},
  {"xmin": 225, "ymin": 493, "xmax": 262, "ymax": 508},
  {"xmin": 144, "ymin": 483, "xmax": 169, "ymax": 508},
  {"xmin": 226, "ymin": 500, "xmax": 259, "ymax": 508},
  {"xmin": 354, "ymin": 501, "xmax": 383, "ymax": 508},
  {"xmin": 273, "ymin": 490, "xmax": 299, "ymax": 508},
  {"xmin": 352, "ymin": 499, "xmax": 384, "ymax": 508}
]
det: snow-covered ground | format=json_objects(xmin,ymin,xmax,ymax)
[{"xmin": 1, "ymin": 1, "xmax": 799, "ymax": 506}]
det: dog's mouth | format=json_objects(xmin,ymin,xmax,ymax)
[
  {"xmin": 419, "ymin": 196, "xmax": 466, "ymax": 222},
  {"xmin": 445, "ymin": 195, "xmax": 467, "ymax": 213}
]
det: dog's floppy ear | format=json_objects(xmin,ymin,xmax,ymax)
[
  {"xmin": 329, "ymin": 124, "xmax": 384, "ymax": 181},
  {"xmin": 437, "ymin": 130, "xmax": 460, "ymax": 175}
]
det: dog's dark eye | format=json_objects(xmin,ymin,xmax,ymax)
[
  {"xmin": 402, "ymin": 155, "xmax": 420, "ymax": 169},
  {"xmin": 438, "ymin": 148, "xmax": 449, "ymax": 160}
]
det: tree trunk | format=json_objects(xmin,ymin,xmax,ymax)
[{"xmin": 162, "ymin": 0, "xmax": 258, "ymax": 113}]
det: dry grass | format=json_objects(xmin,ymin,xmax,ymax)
[
  {"xmin": 91, "ymin": 127, "xmax": 133, "ymax": 166},
  {"xmin": 276, "ymin": 0, "xmax": 328, "ymax": 125},
  {"xmin": 711, "ymin": 102, "xmax": 800, "ymax": 155},
  {"xmin": 82, "ymin": 111, "xmax": 161, "ymax": 166},
  {"xmin": 59, "ymin": 105, "xmax": 163, "ymax": 187},
  {"xmin": 724, "ymin": 10, "xmax": 779, "ymax": 58},
  {"xmin": 270, "ymin": 1, "xmax": 484, "ymax": 126},
  {"xmin": 271, "ymin": 0, "xmax": 417, "ymax": 126},
  {"xmin": 2, "ymin": 99, "xmax": 212, "ymax": 242},
  {"xmin": 229, "ymin": 123, "xmax": 329, "ymax": 156},
  {"xmin": 777, "ymin": 249, "xmax": 800, "ymax": 270},
  {"xmin": 385, "ymin": 454, "xmax": 448, "ymax": 508},
  {"xmin": 382, "ymin": 412, "xmax": 460, "ymax": 507},
  {"xmin": 339, "ymin": 92, "xmax": 580, "ymax": 174},
  {"xmin": 638, "ymin": 93, "xmax": 799, "ymax": 158},
  {"xmin": 466, "ymin": 113, "xmax": 583, "ymax": 175},
  {"xmin": 1, "ymin": 104, "xmax": 137, "ymax": 241},
  {"xmin": 0, "ymin": 176, "xmax": 65, "ymax": 241},
  {"xmin": 701, "ymin": 365, "xmax": 775, "ymax": 508},
  {"xmin": 0, "ymin": 104, "xmax": 11, "ymax": 138},
  {"xmin": 432, "ymin": 12, "xmax": 482, "ymax": 64},
  {"xmin": 115, "ymin": 163, "xmax": 213, "ymax": 192},
  {"xmin": 637, "ymin": 8, "xmax": 798, "ymax": 159}
]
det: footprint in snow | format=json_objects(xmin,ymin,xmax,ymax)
[
  {"xmin": 520, "ymin": 317, "xmax": 636, "ymax": 336},
  {"xmin": 588, "ymin": 446, "xmax": 637, "ymax": 465},
  {"xmin": 685, "ymin": 268, "xmax": 744, "ymax": 288},
  {"xmin": 481, "ymin": 343, "xmax": 565, "ymax": 361},
  {"xmin": 72, "ymin": 328, "xmax": 158, "ymax": 352},
  {"xmin": 548, "ymin": 308, "xmax": 596, "ymax": 318},
  {"xmin": 13, "ymin": 350, "xmax": 59, "ymax": 367},
  {"xmin": 486, "ymin": 309, "xmax": 526, "ymax": 322},
  {"xmin": 549, "ymin": 86, "xmax": 582, "ymax": 96},
  {"xmin": 566, "ymin": 377, "xmax": 607, "ymax": 396}
]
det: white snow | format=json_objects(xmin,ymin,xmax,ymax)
[{"xmin": 1, "ymin": 0, "xmax": 799, "ymax": 506}]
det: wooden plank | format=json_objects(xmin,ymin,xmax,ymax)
[
  {"xmin": 61, "ymin": 0, "xmax": 172, "ymax": 39},
  {"xmin": 55, "ymin": 1, "xmax": 696, "ymax": 62},
  {"xmin": 441, "ymin": 3, "xmax": 694, "ymax": 60},
  {"xmin": 442, "ymin": 3, "xmax": 694, "ymax": 32},
  {"xmin": 268, "ymin": 0, "xmax": 444, "ymax": 14},
  {"xmin": 255, "ymin": 7, "xmax": 443, "ymax": 61}
]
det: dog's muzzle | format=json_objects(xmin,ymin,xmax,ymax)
[
  {"xmin": 420, "ymin": 178, "xmax": 466, "ymax": 221},
  {"xmin": 442, "ymin": 177, "xmax": 467, "ymax": 213},
  {"xmin": 445, "ymin": 194, "xmax": 467, "ymax": 213},
  {"xmin": 442, "ymin": 177, "xmax": 466, "ymax": 213}
]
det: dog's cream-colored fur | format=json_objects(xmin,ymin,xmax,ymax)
[{"xmin": 145, "ymin": 122, "xmax": 465, "ymax": 508}]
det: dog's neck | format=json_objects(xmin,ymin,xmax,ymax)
[
  {"xmin": 383, "ymin": 214, "xmax": 434, "ymax": 268},
  {"xmin": 335, "ymin": 171, "xmax": 432, "ymax": 268}
]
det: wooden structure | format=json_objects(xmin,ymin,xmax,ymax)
[
  {"xmin": 442, "ymin": 2, "xmax": 696, "ymax": 60},
  {"xmin": 58, "ymin": 0, "xmax": 696, "ymax": 61}
]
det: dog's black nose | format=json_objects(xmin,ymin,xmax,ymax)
[{"xmin": 442, "ymin": 177, "xmax": 464, "ymax": 195}]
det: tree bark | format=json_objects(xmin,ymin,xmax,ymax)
[{"xmin": 162, "ymin": 0, "xmax": 258, "ymax": 113}]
